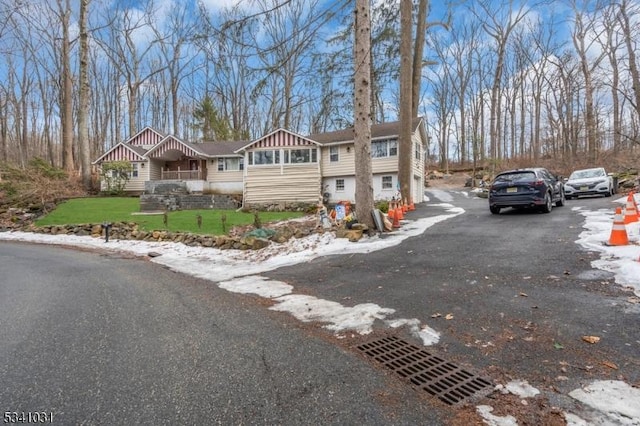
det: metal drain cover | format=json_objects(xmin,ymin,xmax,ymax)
[{"xmin": 357, "ymin": 336, "xmax": 494, "ymax": 405}]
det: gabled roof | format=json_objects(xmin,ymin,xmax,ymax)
[
  {"xmin": 237, "ymin": 128, "xmax": 321, "ymax": 152},
  {"xmin": 196, "ymin": 140, "xmax": 248, "ymax": 157},
  {"xmin": 145, "ymin": 135, "xmax": 206, "ymax": 159},
  {"xmin": 308, "ymin": 117, "xmax": 425, "ymax": 145},
  {"xmin": 92, "ymin": 142, "xmax": 146, "ymax": 164},
  {"xmin": 128, "ymin": 126, "xmax": 165, "ymax": 146}
]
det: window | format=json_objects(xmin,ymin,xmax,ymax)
[
  {"xmin": 414, "ymin": 143, "xmax": 421, "ymax": 160},
  {"xmin": 249, "ymin": 150, "xmax": 280, "ymax": 165},
  {"xmin": 284, "ymin": 148, "xmax": 318, "ymax": 164},
  {"xmin": 382, "ymin": 175, "xmax": 393, "ymax": 189},
  {"xmin": 329, "ymin": 146, "xmax": 339, "ymax": 162},
  {"xmin": 335, "ymin": 179, "xmax": 345, "ymax": 192},
  {"xmin": 371, "ymin": 139, "xmax": 398, "ymax": 158},
  {"xmin": 131, "ymin": 163, "xmax": 139, "ymax": 178},
  {"xmin": 218, "ymin": 157, "xmax": 243, "ymax": 171}
]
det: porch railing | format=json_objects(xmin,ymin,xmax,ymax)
[{"xmin": 161, "ymin": 170, "xmax": 203, "ymax": 180}]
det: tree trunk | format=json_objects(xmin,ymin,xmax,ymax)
[
  {"xmin": 398, "ymin": 0, "xmax": 413, "ymax": 204},
  {"xmin": 78, "ymin": 0, "xmax": 92, "ymax": 190},
  {"xmin": 412, "ymin": 0, "xmax": 428, "ymax": 118},
  {"xmin": 354, "ymin": 0, "xmax": 374, "ymax": 230},
  {"xmin": 60, "ymin": 0, "xmax": 74, "ymax": 172},
  {"xmin": 619, "ymin": 0, "xmax": 640, "ymax": 124}
]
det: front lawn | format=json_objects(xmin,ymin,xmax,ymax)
[{"xmin": 35, "ymin": 197, "xmax": 305, "ymax": 235}]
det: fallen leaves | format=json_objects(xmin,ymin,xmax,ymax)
[
  {"xmin": 601, "ymin": 361, "xmax": 618, "ymax": 370},
  {"xmin": 582, "ymin": 335, "xmax": 601, "ymax": 344},
  {"xmin": 431, "ymin": 312, "xmax": 454, "ymax": 320}
]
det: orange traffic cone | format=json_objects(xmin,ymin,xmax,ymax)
[
  {"xmin": 389, "ymin": 203, "xmax": 400, "ymax": 228},
  {"xmin": 395, "ymin": 202, "xmax": 404, "ymax": 221},
  {"xmin": 402, "ymin": 199, "xmax": 408, "ymax": 213},
  {"xmin": 408, "ymin": 198, "xmax": 415, "ymax": 211},
  {"xmin": 608, "ymin": 207, "xmax": 629, "ymax": 246},
  {"xmin": 387, "ymin": 201, "xmax": 396, "ymax": 221},
  {"xmin": 623, "ymin": 193, "xmax": 639, "ymax": 224},
  {"xmin": 630, "ymin": 191, "xmax": 639, "ymax": 212}
]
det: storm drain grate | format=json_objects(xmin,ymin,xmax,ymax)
[{"xmin": 357, "ymin": 336, "xmax": 494, "ymax": 406}]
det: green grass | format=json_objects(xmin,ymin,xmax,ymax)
[{"xmin": 35, "ymin": 197, "xmax": 305, "ymax": 235}]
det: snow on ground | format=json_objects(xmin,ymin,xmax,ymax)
[{"xmin": 1, "ymin": 190, "xmax": 639, "ymax": 424}]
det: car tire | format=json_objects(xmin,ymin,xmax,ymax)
[
  {"xmin": 541, "ymin": 192, "xmax": 553, "ymax": 213},
  {"xmin": 490, "ymin": 206, "xmax": 501, "ymax": 215},
  {"xmin": 605, "ymin": 186, "xmax": 612, "ymax": 197},
  {"xmin": 556, "ymin": 190, "xmax": 565, "ymax": 207}
]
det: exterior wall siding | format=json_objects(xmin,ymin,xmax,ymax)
[
  {"xmin": 149, "ymin": 160, "xmax": 162, "ymax": 180},
  {"xmin": 99, "ymin": 144, "xmax": 142, "ymax": 162},
  {"xmin": 129, "ymin": 128, "xmax": 163, "ymax": 147},
  {"xmin": 124, "ymin": 163, "xmax": 148, "ymax": 193},
  {"xmin": 147, "ymin": 136, "xmax": 201, "ymax": 158},
  {"xmin": 411, "ymin": 133, "xmax": 425, "ymax": 202},
  {"xmin": 320, "ymin": 145, "xmax": 356, "ymax": 176},
  {"xmin": 253, "ymin": 131, "xmax": 315, "ymax": 148},
  {"xmin": 321, "ymin": 173, "xmax": 399, "ymax": 204},
  {"xmin": 322, "ymin": 176, "xmax": 356, "ymax": 204},
  {"xmin": 244, "ymin": 165, "xmax": 321, "ymax": 205},
  {"xmin": 371, "ymin": 156, "xmax": 398, "ymax": 174},
  {"xmin": 206, "ymin": 166, "xmax": 243, "ymax": 194}
]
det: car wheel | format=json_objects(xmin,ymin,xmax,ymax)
[
  {"xmin": 541, "ymin": 192, "xmax": 553, "ymax": 213},
  {"xmin": 556, "ymin": 189, "xmax": 565, "ymax": 207},
  {"xmin": 605, "ymin": 186, "xmax": 612, "ymax": 197},
  {"xmin": 490, "ymin": 206, "xmax": 501, "ymax": 215}
]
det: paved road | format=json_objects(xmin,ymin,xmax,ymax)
[
  {"xmin": 0, "ymin": 243, "xmax": 447, "ymax": 425},
  {"xmin": 2, "ymin": 191, "xmax": 638, "ymax": 424},
  {"xmin": 265, "ymin": 190, "xmax": 640, "ymax": 414}
]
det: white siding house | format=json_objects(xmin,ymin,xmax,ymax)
[{"xmin": 93, "ymin": 118, "xmax": 428, "ymax": 205}]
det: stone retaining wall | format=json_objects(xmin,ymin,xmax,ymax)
[
  {"xmin": 139, "ymin": 193, "xmax": 241, "ymax": 211},
  {"xmin": 19, "ymin": 222, "xmax": 318, "ymax": 250}
]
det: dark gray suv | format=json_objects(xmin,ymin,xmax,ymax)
[{"xmin": 488, "ymin": 168, "xmax": 565, "ymax": 214}]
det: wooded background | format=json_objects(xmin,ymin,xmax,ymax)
[{"xmin": 1, "ymin": 0, "xmax": 639, "ymax": 183}]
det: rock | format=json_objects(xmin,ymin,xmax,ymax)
[
  {"xmin": 240, "ymin": 235, "xmax": 270, "ymax": 250},
  {"xmin": 335, "ymin": 228, "xmax": 363, "ymax": 242},
  {"xmin": 272, "ymin": 225, "xmax": 294, "ymax": 243},
  {"xmin": 91, "ymin": 224, "xmax": 103, "ymax": 236},
  {"xmin": 350, "ymin": 223, "xmax": 369, "ymax": 232}
]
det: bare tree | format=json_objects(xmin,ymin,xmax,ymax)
[
  {"xmin": 571, "ymin": 0, "xmax": 606, "ymax": 163},
  {"xmin": 398, "ymin": 0, "xmax": 412, "ymax": 203},
  {"xmin": 59, "ymin": 0, "xmax": 75, "ymax": 172},
  {"xmin": 95, "ymin": 1, "xmax": 167, "ymax": 136},
  {"xmin": 599, "ymin": 3, "xmax": 624, "ymax": 154},
  {"xmin": 617, "ymin": 0, "xmax": 640, "ymax": 125},
  {"xmin": 354, "ymin": 0, "xmax": 374, "ymax": 229},
  {"xmin": 196, "ymin": 4, "xmax": 256, "ymax": 140},
  {"xmin": 153, "ymin": 1, "xmax": 200, "ymax": 137},
  {"xmin": 78, "ymin": 0, "xmax": 92, "ymax": 189},
  {"xmin": 473, "ymin": 0, "xmax": 529, "ymax": 168}
]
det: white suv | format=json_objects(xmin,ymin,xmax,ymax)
[{"xmin": 564, "ymin": 167, "xmax": 614, "ymax": 199}]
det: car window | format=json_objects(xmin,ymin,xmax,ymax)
[
  {"xmin": 541, "ymin": 169, "xmax": 556, "ymax": 181},
  {"xmin": 570, "ymin": 169, "xmax": 603, "ymax": 179},
  {"xmin": 495, "ymin": 172, "xmax": 536, "ymax": 182}
]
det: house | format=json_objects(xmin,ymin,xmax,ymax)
[{"xmin": 93, "ymin": 118, "xmax": 428, "ymax": 208}]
